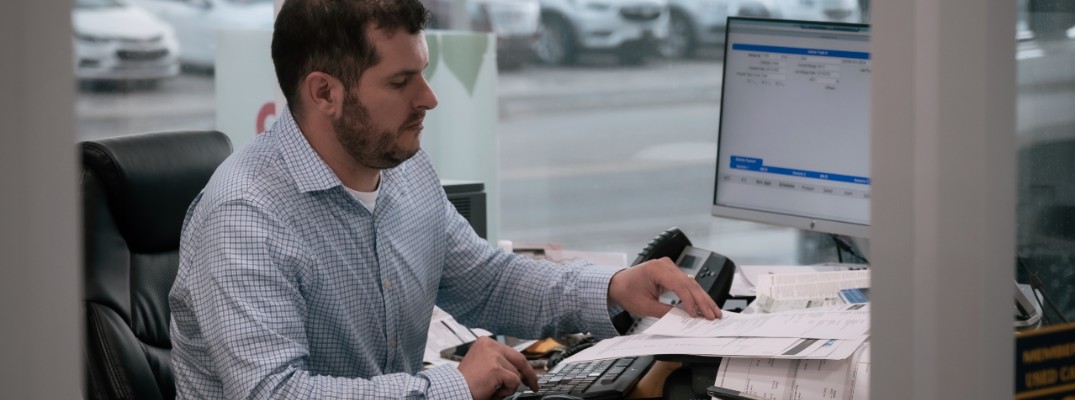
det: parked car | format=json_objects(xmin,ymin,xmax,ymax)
[
  {"xmin": 659, "ymin": 0, "xmax": 728, "ymax": 58},
  {"xmin": 773, "ymin": 0, "xmax": 861, "ymax": 24},
  {"xmin": 73, "ymin": 0, "xmax": 180, "ymax": 82},
  {"xmin": 534, "ymin": 0, "xmax": 671, "ymax": 65},
  {"xmin": 128, "ymin": 0, "xmax": 274, "ymax": 68},
  {"xmin": 659, "ymin": 0, "xmax": 860, "ymax": 58},
  {"xmin": 423, "ymin": 0, "xmax": 542, "ymax": 70}
]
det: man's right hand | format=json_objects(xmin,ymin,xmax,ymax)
[{"xmin": 457, "ymin": 336, "xmax": 539, "ymax": 400}]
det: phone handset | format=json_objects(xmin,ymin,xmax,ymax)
[
  {"xmin": 631, "ymin": 227, "xmax": 694, "ymax": 266},
  {"xmin": 549, "ymin": 228, "xmax": 735, "ymax": 370},
  {"xmin": 613, "ymin": 227, "xmax": 737, "ymax": 335}
]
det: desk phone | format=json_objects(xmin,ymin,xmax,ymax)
[{"xmin": 513, "ymin": 228, "xmax": 736, "ymax": 400}]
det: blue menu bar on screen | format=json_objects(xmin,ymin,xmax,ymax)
[
  {"xmin": 731, "ymin": 44, "xmax": 870, "ymax": 60},
  {"xmin": 730, "ymin": 156, "xmax": 870, "ymax": 185}
]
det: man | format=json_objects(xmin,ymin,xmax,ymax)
[{"xmin": 169, "ymin": 0, "xmax": 721, "ymax": 398}]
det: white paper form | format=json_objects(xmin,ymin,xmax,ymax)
[
  {"xmin": 848, "ymin": 342, "xmax": 870, "ymax": 400},
  {"xmin": 426, "ymin": 306, "xmax": 480, "ymax": 352},
  {"xmin": 645, "ymin": 304, "xmax": 869, "ymax": 340},
  {"xmin": 754, "ymin": 270, "xmax": 870, "ymax": 313},
  {"xmin": 803, "ymin": 335, "xmax": 869, "ymax": 361},
  {"xmin": 559, "ymin": 334, "xmax": 868, "ymax": 364},
  {"xmin": 561, "ymin": 334, "xmax": 798, "ymax": 364},
  {"xmin": 714, "ymin": 341, "xmax": 871, "ymax": 400},
  {"xmin": 423, "ymin": 306, "xmax": 496, "ymax": 367}
]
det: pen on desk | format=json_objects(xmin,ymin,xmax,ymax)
[{"xmin": 706, "ymin": 385, "xmax": 767, "ymax": 400}]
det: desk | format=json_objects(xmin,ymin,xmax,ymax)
[{"xmin": 626, "ymin": 361, "xmax": 680, "ymax": 399}]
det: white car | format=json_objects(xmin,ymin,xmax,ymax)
[
  {"xmin": 659, "ymin": 0, "xmax": 861, "ymax": 58},
  {"xmin": 73, "ymin": 0, "xmax": 180, "ymax": 81},
  {"xmin": 128, "ymin": 0, "xmax": 274, "ymax": 68},
  {"xmin": 773, "ymin": 0, "xmax": 861, "ymax": 24},
  {"xmin": 660, "ymin": 0, "xmax": 741, "ymax": 58},
  {"xmin": 534, "ymin": 0, "xmax": 671, "ymax": 65}
]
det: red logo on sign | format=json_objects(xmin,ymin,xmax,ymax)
[{"xmin": 256, "ymin": 101, "xmax": 276, "ymax": 135}]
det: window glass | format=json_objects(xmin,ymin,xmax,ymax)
[
  {"xmin": 492, "ymin": 0, "xmax": 870, "ymax": 266},
  {"xmin": 74, "ymin": 0, "xmax": 871, "ymax": 267},
  {"xmin": 1016, "ymin": 0, "xmax": 1075, "ymax": 323}
]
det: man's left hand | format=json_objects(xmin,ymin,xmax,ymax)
[{"xmin": 607, "ymin": 257, "xmax": 722, "ymax": 320}]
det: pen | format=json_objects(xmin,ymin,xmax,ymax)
[{"xmin": 706, "ymin": 385, "xmax": 767, "ymax": 400}]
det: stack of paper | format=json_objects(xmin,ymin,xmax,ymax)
[
  {"xmin": 715, "ymin": 341, "xmax": 871, "ymax": 400},
  {"xmin": 556, "ymin": 267, "xmax": 873, "ymax": 399},
  {"xmin": 753, "ymin": 270, "xmax": 870, "ymax": 313},
  {"xmin": 423, "ymin": 307, "xmax": 492, "ymax": 368},
  {"xmin": 560, "ymin": 304, "xmax": 870, "ymax": 365}
]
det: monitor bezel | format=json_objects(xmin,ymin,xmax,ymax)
[{"xmin": 712, "ymin": 17, "xmax": 871, "ymax": 240}]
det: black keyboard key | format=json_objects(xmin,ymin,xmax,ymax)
[{"xmin": 522, "ymin": 355, "xmax": 654, "ymax": 399}]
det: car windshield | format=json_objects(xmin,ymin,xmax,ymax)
[{"xmin": 75, "ymin": 0, "xmax": 125, "ymax": 8}]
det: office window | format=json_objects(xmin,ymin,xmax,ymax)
[
  {"xmin": 74, "ymin": 0, "xmax": 869, "ymax": 266},
  {"xmin": 74, "ymin": 0, "xmax": 275, "ymax": 143},
  {"xmin": 1015, "ymin": 0, "xmax": 1075, "ymax": 323},
  {"xmin": 495, "ymin": 1, "xmax": 867, "ymax": 266}
]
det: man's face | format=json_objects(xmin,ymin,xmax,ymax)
[{"xmin": 333, "ymin": 28, "xmax": 438, "ymax": 170}]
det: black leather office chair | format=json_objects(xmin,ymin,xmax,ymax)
[{"xmin": 81, "ymin": 131, "xmax": 231, "ymax": 400}]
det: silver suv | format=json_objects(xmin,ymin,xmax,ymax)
[
  {"xmin": 659, "ymin": 0, "xmax": 862, "ymax": 59},
  {"xmin": 534, "ymin": 0, "xmax": 670, "ymax": 65}
]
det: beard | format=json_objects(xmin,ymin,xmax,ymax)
[{"xmin": 332, "ymin": 90, "xmax": 423, "ymax": 170}]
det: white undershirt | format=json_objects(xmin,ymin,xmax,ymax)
[{"xmin": 345, "ymin": 182, "xmax": 380, "ymax": 212}]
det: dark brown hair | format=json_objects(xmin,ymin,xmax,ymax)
[{"xmin": 271, "ymin": 0, "xmax": 430, "ymax": 119}]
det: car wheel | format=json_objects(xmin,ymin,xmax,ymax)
[
  {"xmin": 659, "ymin": 10, "xmax": 696, "ymax": 59},
  {"xmin": 533, "ymin": 14, "xmax": 576, "ymax": 65}
]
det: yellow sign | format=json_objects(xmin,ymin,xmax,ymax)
[{"xmin": 1016, "ymin": 322, "xmax": 1075, "ymax": 400}]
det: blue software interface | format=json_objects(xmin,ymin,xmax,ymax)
[{"xmin": 715, "ymin": 18, "xmax": 871, "ymax": 229}]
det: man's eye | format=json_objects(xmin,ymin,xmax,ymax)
[{"xmin": 390, "ymin": 79, "xmax": 408, "ymax": 88}]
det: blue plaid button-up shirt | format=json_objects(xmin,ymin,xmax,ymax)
[{"xmin": 169, "ymin": 109, "xmax": 622, "ymax": 399}]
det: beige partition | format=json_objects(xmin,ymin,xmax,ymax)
[
  {"xmin": 870, "ymin": 0, "xmax": 1016, "ymax": 398},
  {"xmin": 1, "ymin": 1, "xmax": 80, "ymax": 398}
]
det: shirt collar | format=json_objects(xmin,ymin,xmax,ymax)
[
  {"xmin": 268, "ymin": 108, "xmax": 412, "ymax": 202},
  {"xmin": 269, "ymin": 107, "xmax": 345, "ymax": 193}
]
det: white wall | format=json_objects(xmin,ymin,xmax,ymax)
[
  {"xmin": 0, "ymin": 1, "xmax": 81, "ymax": 398},
  {"xmin": 871, "ymin": 0, "xmax": 1016, "ymax": 398}
]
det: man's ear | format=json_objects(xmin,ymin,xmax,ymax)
[{"xmin": 300, "ymin": 72, "xmax": 345, "ymax": 118}]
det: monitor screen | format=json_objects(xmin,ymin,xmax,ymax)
[{"xmin": 713, "ymin": 17, "xmax": 871, "ymax": 238}]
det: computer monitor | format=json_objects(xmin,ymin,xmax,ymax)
[{"xmin": 713, "ymin": 17, "xmax": 871, "ymax": 239}]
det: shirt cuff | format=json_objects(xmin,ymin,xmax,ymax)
[
  {"xmin": 419, "ymin": 364, "xmax": 471, "ymax": 399},
  {"xmin": 576, "ymin": 265, "xmax": 626, "ymax": 339}
]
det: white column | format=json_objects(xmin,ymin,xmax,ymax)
[
  {"xmin": 871, "ymin": 0, "xmax": 1016, "ymax": 398},
  {"xmin": 0, "ymin": 1, "xmax": 80, "ymax": 398}
]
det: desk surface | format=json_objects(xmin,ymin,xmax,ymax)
[{"xmin": 626, "ymin": 361, "xmax": 680, "ymax": 399}]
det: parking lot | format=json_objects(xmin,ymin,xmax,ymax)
[{"xmin": 75, "ymin": 30, "xmax": 1075, "ymax": 267}]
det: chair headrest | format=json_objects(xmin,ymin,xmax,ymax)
[{"xmin": 81, "ymin": 131, "xmax": 232, "ymax": 253}]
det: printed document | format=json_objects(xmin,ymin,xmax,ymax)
[
  {"xmin": 714, "ymin": 341, "xmax": 871, "ymax": 400},
  {"xmin": 753, "ymin": 270, "xmax": 870, "ymax": 313},
  {"xmin": 560, "ymin": 334, "xmax": 868, "ymax": 364},
  {"xmin": 644, "ymin": 304, "xmax": 870, "ymax": 340}
]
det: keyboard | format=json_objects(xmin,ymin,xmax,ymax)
[{"xmin": 510, "ymin": 355, "xmax": 655, "ymax": 400}]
